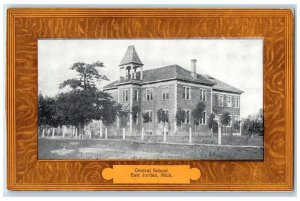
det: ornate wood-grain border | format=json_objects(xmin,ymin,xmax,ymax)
[{"xmin": 6, "ymin": 8, "xmax": 294, "ymax": 191}]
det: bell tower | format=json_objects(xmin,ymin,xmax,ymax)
[{"xmin": 119, "ymin": 45, "xmax": 144, "ymax": 81}]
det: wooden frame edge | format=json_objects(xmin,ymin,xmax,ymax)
[{"xmin": 5, "ymin": 8, "xmax": 294, "ymax": 191}]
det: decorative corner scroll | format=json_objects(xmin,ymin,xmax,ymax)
[{"xmin": 102, "ymin": 165, "xmax": 201, "ymax": 184}]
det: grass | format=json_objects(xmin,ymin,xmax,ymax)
[{"xmin": 38, "ymin": 136, "xmax": 264, "ymax": 160}]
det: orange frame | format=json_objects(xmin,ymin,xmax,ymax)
[{"xmin": 6, "ymin": 8, "xmax": 294, "ymax": 191}]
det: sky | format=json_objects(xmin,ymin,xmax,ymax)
[{"xmin": 38, "ymin": 39, "xmax": 263, "ymax": 118}]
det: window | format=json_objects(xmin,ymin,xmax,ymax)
[
  {"xmin": 200, "ymin": 112, "xmax": 206, "ymax": 125},
  {"xmin": 146, "ymin": 130, "xmax": 153, "ymax": 135},
  {"xmin": 234, "ymin": 97, "xmax": 240, "ymax": 108},
  {"xmin": 162, "ymin": 86, "xmax": 169, "ymax": 100},
  {"xmin": 121, "ymin": 89, "xmax": 128, "ymax": 102},
  {"xmin": 234, "ymin": 115, "xmax": 240, "ymax": 122},
  {"xmin": 133, "ymin": 89, "xmax": 138, "ymax": 101},
  {"xmin": 218, "ymin": 94, "xmax": 224, "ymax": 106},
  {"xmin": 146, "ymin": 88, "xmax": 153, "ymax": 101},
  {"xmin": 146, "ymin": 110, "xmax": 153, "ymax": 123},
  {"xmin": 200, "ymin": 88, "xmax": 207, "ymax": 102},
  {"xmin": 183, "ymin": 86, "xmax": 191, "ymax": 100},
  {"xmin": 161, "ymin": 130, "xmax": 169, "ymax": 136},
  {"xmin": 226, "ymin": 95, "xmax": 232, "ymax": 107},
  {"xmin": 184, "ymin": 110, "xmax": 190, "ymax": 124}
]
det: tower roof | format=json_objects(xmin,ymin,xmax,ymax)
[{"xmin": 119, "ymin": 45, "xmax": 143, "ymax": 66}]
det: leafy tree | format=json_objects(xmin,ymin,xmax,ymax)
[
  {"xmin": 38, "ymin": 93, "xmax": 53, "ymax": 127},
  {"xmin": 220, "ymin": 112, "xmax": 231, "ymax": 134},
  {"xmin": 59, "ymin": 61, "xmax": 108, "ymax": 90},
  {"xmin": 142, "ymin": 112, "xmax": 150, "ymax": 123},
  {"xmin": 192, "ymin": 102, "xmax": 206, "ymax": 125},
  {"xmin": 242, "ymin": 109, "xmax": 264, "ymax": 136},
  {"xmin": 115, "ymin": 105, "xmax": 129, "ymax": 126},
  {"xmin": 175, "ymin": 108, "xmax": 186, "ymax": 126},
  {"xmin": 56, "ymin": 61, "xmax": 114, "ymax": 136},
  {"xmin": 175, "ymin": 108, "xmax": 186, "ymax": 134},
  {"xmin": 101, "ymin": 100, "xmax": 123, "ymax": 127},
  {"xmin": 233, "ymin": 121, "xmax": 241, "ymax": 131},
  {"xmin": 55, "ymin": 89, "xmax": 96, "ymax": 134},
  {"xmin": 132, "ymin": 105, "xmax": 141, "ymax": 124},
  {"xmin": 38, "ymin": 93, "xmax": 61, "ymax": 129},
  {"xmin": 208, "ymin": 113, "xmax": 218, "ymax": 133},
  {"xmin": 192, "ymin": 102, "xmax": 206, "ymax": 132},
  {"xmin": 157, "ymin": 109, "xmax": 169, "ymax": 124}
]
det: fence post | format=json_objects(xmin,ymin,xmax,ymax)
[
  {"xmin": 42, "ymin": 128, "xmax": 45, "ymax": 138},
  {"xmin": 100, "ymin": 120, "xmax": 103, "ymax": 138},
  {"xmin": 189, "ymin": 127, "xmax": 192, "ymax": 144},
  {"xmin": 105, "ymin": 128, "xmax": 108, "ymax": 140},
  {"xmin": 163, "ymin": 127, "xmax": 167, "ymax": 143},
  {"xmin": 89, "ymin": 130, "xmax": 92, "ymax": 139},
  {"xmin": 239, "ymin": 122, "xmax": 242, "ymax": 136},
  {"xmin": 141, "ymin": 128, "xmax": 144, "ymax": 141},
  {"xmin": 218, "ymin": 125, "xmax": 222, "ymax": 145},
  {"xmin": 62, "ymin": 126, "xmax": 65, "ymax": 138},
  {"xmin": 123, "ymin": 128, "xmax": 125, "ymax": 140},
  {"xmin": 52, "ymin": 128, "xmax": 55, "ymax": 138}
]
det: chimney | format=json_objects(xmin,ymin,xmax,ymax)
[{"xmin": 191, "ymin": 59, "xmax": 197, "ymax": 78}]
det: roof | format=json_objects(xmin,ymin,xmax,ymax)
[
  {"xmin": 143, "ymin": 65, "xmax": 213, "ymax": 85},
  {"xmin": 202, "ymin": 75, "xmax": 244, "ymax": 94},
  {"xmin": 119, "ymin": 46, "xmax": 143, "ymax": 66},
  {"xmin": 103, "ymin": 65, "xmax": 214, "ymax": 89},
  {"xmin": 102, "ymin": 80, "xmax": 119, "ymax": 90},
  {"xmin": 103, "ymin": 65, "xmax": 244, "ymax": 94}
]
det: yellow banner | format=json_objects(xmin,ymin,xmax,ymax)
[{"xmin": 102, "ymin": 165, "xmax": 201, "ymax": 184}]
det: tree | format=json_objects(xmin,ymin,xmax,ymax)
[
  {"xmin": 55, "ymin": 89, "xmax": 97, "ymax": 135},
  {"xmin": 242, "ymin": 108, "xmax": 264, "ymax": 136},
  {"xmin": 132, "ymin": 105, "xmax": 141, "ymax": 124},
  {"xmin": 157, "ymin": 109, "xmax": 169, "ymax": 124},
  {"xmin": 233, "ymin": 121, "xmax": 241, "ymax": 131},
  {"xmin": 38, "ymin": 93, "xmax": 54, "ymax": 127},
  {"xmin": 59, "ymin": 61, "xmax": 108, "ymax": 91},
  {"xmin": 220, "ymin": 112, "xmax": 231, "ymax": 134},
  {"xmin": 38, "ymin": 93, "xmax": 68, "ymax": 137},
  {"xmin": 208, "ymin": 113, "xmax": 218, "ymax": 133},
  {"xmin": 157, "ymin": 109, "xmax": 169, "ymax": 131},
  {"xmin": 192, "ymin": 102, "xmax": 206, "ymax": 132},
  {"xmin": 56, "ymin": 61, "xmax": 115, "ymax": 136},
  {"xmin": 175, "ymin": 108, "xmax": 186, "ymax": 134},
  {"xmin": 101, "ymin": 100, "xmax": 123, "ymax": 127},
  {"xmin": 142, "ymin": 112, "xmax": 151, "ymax": 123},
  {"xmin": 38, "ymin": 93, "xmax": 61, "ymax": 134}
]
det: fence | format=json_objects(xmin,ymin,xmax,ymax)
[{"xmin": 38, "ymin": 125, "xmax": 262, "ymax": 147}]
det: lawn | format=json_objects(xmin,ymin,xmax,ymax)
[{"xmin": 38, "ymin": 137, "xmax": 263, "ymax": 160}]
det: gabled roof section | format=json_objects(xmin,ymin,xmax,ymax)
[
  {"xmin": 203, "ymin": 75, "xmax": 244, "ymax": 94},
  {"xmin": 102, "ymin": 80, "xmax": 119, "ymax": 90},
  {"xmin": 103, "ymin": 65, "xmax": 214, "ymax": 90},
  {"xmin": 119, "ymin": 45, "xmax": 143, "ymax": 66},
  {"xmin": 142, "ymin": 65, "xmax": 213, "ymax": 85},
  {"xmin": 103, "ymin": 65, "xmax": 244, "ymax": 94}
]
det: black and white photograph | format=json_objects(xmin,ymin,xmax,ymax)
[{"xmin": 38, "ymin": 39, "xmax": 264, "ymax": 160}]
